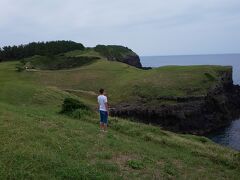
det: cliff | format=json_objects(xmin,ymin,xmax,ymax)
[
  {"xmin": 110, "ymin": 68, "xmax": 240, "ymax": 134},
  {"xmin": 94, "ymin": 45, "xmax": 142, "ymax": 68}
]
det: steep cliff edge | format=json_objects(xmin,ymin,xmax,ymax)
[
  {"xmin": 94, "ymin": 45, "xmax": 142, "ymax": 68},
  {"xmin": 110, "ymin": 68, "xmax": 240, "ymax": 134}
]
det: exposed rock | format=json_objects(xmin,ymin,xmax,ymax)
[
  {"xmin": 142, "ymin": 67, "xmax": 152, "ymax": 70},
  {"xmin": 110, "ymin": 68, "xmax": 240, "ymax": 135},
  {"xmin": 94, "ymin": 45, "xmax": 142, "ymax": 68},
  {"xmin": 121, "ymin": 55, "xmax": 142, "ymax": 68}
]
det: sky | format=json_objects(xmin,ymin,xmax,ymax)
[{"xmin": 0, "ymin": 0, "xmax": 240, "ymax": 56}]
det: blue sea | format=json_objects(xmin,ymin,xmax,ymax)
[{"xmin": 141, "ymin": 54, "xmax": 240, "ymax": 151}]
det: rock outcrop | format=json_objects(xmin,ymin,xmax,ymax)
[
  {"xmin": 121, "ymin": 55, "xmax": 142, "ymax": 68},
  {"xmin": 94, "ymin": 45, "xmax": 142, "ymax": 68},
  {"xmin": 110, "ymin": 68, "xmax": 240, "ymax": 135}
]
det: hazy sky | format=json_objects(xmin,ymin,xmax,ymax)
[{"xmin": 1, "ymin": 0, "xmax": 240, "ymax": 55}]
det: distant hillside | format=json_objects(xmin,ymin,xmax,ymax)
[
  {"xmin": 29, "ymin": 60, "xmax": 228, "ymax": 103},
  {"xmin": 0, "ymin": 41, "xmax": 142, "ymax": 68},
  {"xmin": 14, "ymin": 44, "xmax": 142, "ymax": 70},
  {"xmin": 0, "ymin": 40, "xmax": 85, "ymax": 61}
]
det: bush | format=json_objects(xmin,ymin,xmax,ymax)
[
  {"xmin": 16, "ymin": 59, "xmax": 28, "ymax": 72},
  {"xmin": 127, "ymin": 160, "xmax": 144, "ymax": 170},
  {"xmin": 60, "ymin": 98, "xmax": 89, "ymax": 115},
  {"xmin": 71, "ymin": 109, "xmax": 92, "ymax": 119},
  {"xmin": 16, "ymin": 64, "xmax": 25, "ymax": 72}
]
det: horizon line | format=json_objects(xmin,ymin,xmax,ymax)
[{"xmin": 140, "ymin": 53, "xmax": 240, "ymax": 57}]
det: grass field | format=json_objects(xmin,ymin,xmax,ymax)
[
  {"xmin": 25, "ymin": 53, "xmax": 231, "ymax": 105},
  {"xmin": 0, "ymin": 61, "xmax": 239, "ymax": 179},
  {"xmin": 18, "ymin": 49, "xmax": 231, "ymax": 103}
]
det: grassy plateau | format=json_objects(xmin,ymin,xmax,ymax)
[
  {"xmin": 19, "ymin": 49, "xmax": 231, "ymax": 105},
  {"xmin": 0, "ymin": 52, "xmax": 239, "ymax": 179}
]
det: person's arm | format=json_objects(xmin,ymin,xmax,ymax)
[
  {"xmin": 105, "ymin": 102, "xmax": 108, "ymax": 111},
  {"xmin": 97, "ymin": 97, "xmax": 99, "ymax": 111},
  {"xmin": 104, "ymin": 97, "xmax": 109, "ymax": 114}
]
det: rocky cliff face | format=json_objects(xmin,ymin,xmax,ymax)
[
  {"xmin": 94, "ymin": 45, "xmax": 142, "ymax": 68},
  {"xmin": 110, "ymin": 68, "xmax": 240, "ymax": 135},
  {"xmin": 120, "ymin": 55, "xmax": 142, "ymax": 68}
]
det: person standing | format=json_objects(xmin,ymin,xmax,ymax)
[{"xmin": 97, "ymin": 88, "xmax": 108, "ymax": 132}]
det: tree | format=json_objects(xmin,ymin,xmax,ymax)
[{"xmin": 0, "ymin": 40, "xmax": 85, "ymax": 61}]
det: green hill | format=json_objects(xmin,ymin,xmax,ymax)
[
  {"xmin": 0, "ymin": 61, "xmax": 239, "ymax": 179},
  {"xmin": 1, "ymin": 41, "xmax": 142, "ymax": 68},
  {"xmin": 23, "ymin": 53, "xmax": 230, "ymax": 105}
]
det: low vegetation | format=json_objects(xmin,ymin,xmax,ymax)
[
  {"xmin": 18, "ymin": 54, "xmax": 98, "ymax": 70},
  {"xmin": 61, "ymin": 98, "xmax": 90, "ymax": 114},
  {"xmin": 26, "ymin": 51, "xmax": 231, "ymax": 105},
  {"xmin": 60, "ymin": 97, "xmax": 92, "ymax": 119}
]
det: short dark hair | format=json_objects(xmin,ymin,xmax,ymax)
[{"xmin": 99, "ymin": 88, "xmax": 104, "ymax": 94}]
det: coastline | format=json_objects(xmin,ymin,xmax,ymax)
[{"xmin": 110, "ymin": 67, "xmax": 240, "ymax": 135}]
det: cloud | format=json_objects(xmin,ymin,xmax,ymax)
[{"xmin": 0, "ymin": 0, "xmax": 240, "ymax": 55}]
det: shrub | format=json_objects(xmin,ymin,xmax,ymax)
[
  {"xmin": 71, "ymin": 109, "xmax": 92, "ymax": 119},
  {"xmin": 60, "ymin": 98, "xmax": 89, "ymax": 115},
  {"xmin": 127, "ymin": 160, "xmax": 144, "ymax": 170},
  {"xmin": 16, "ymin": 64, "xmax": 25, "ymax": 72}
]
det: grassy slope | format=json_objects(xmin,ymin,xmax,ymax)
[
  {"xmin": 65, "ymin": 49, "xmax": 104, "ymax": 58},
  {"xmin": 0, "ymin": 61, "xmax": 239, "ymax": 179},
  {"xmin": 20, "ymin": 49, "xmax": 230, "ymax": 105},
  {"xmin": 28, "ymin": 54, "xmax": 230, "ymax": 105}
]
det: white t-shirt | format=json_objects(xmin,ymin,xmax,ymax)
[{"xmin": 98, "ymin": 95, "xmax": 108, "ymax": 111}]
